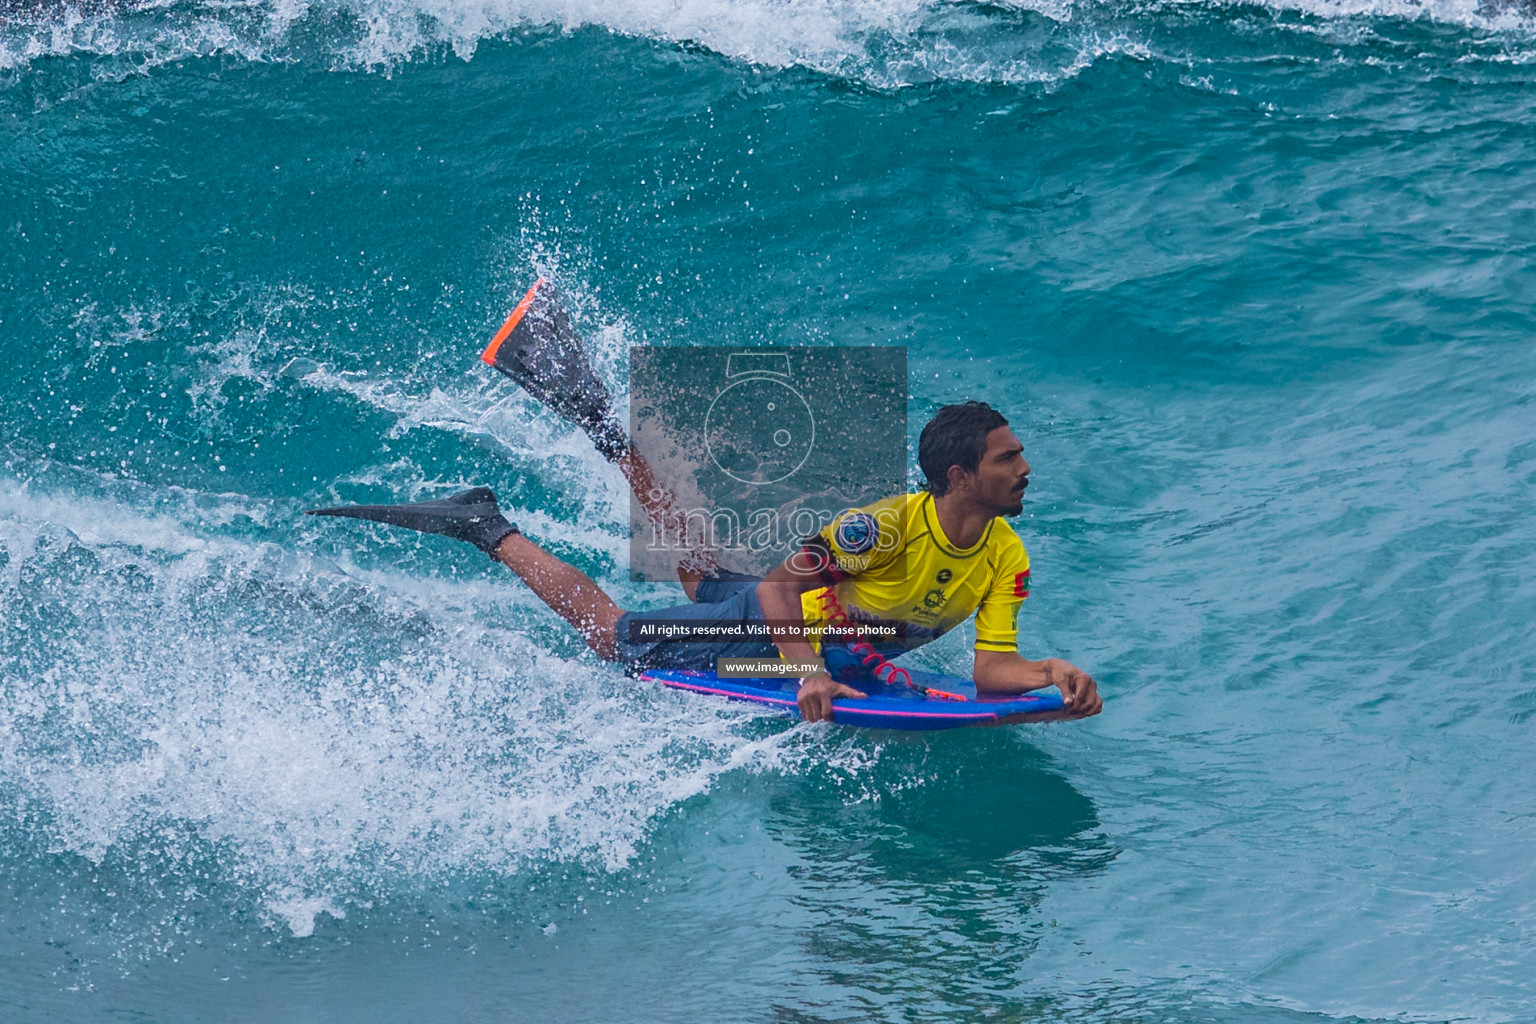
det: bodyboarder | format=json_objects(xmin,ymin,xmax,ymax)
[{"xmin": 306, "ymin": 279, "xmax": 1102, "ymax": 723}]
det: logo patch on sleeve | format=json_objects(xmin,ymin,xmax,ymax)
[
  {"xmin": 834, "ymin": 512, "xmax": 878, "ymax": 555},
  {"xmin": 1013, "ymin": 569, "xmax": 1030, "ymax": 597}
]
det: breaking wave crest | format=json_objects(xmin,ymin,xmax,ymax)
[{"xmin": 2, "ymin": 0, "xmax": 1533, "ymax": 83}]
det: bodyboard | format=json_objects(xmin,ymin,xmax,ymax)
[{"xmin": 638, "ymin": 668, "xmax": 1066, "ymax": 730}]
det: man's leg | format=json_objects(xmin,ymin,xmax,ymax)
[
  {"xmin": 485, "ymin": 278, "xmax": 713, "ymax": 597},
  {"xmin": 612, "ymin": 446, "xmax": 715, "ymax": 600},
  {"xmin": 491, "ymin": 532, "xmax": 624, "ymax": 661}
]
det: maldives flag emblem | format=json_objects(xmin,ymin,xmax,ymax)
[{"xmin": 1013, "ymin": 569, "xmax": 1030, "ymax": 597}]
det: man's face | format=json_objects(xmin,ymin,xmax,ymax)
[{"xmin": 968, "ymin": 426, "xmax": 1031, "ymax": 516}]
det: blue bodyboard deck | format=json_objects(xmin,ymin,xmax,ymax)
[{"xmin": 638, "ymin": 668, "xmax": 1065, "ymax": 731}]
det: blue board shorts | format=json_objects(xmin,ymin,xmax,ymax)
[
  {"xmin": 613, "ymin": 576, "xmax": 779, "ymax": 672},
  {"xmin": 613, "ymin": 570, "xmax": 884, "ymax": 683}
]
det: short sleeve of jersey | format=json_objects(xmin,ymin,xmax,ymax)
[
  {"xmin": 973, "ymin": 531, "xmax": 1030, "ymax": 653},
  {"xmin": 801, "ymin": 495, "xmax": 909, "ymax": 583}
]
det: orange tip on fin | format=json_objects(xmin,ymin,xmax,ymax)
[{"xmin": 481, "ymin": 277, "xmax": 546, "ymax": 366}]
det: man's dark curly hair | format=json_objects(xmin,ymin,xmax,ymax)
[{"xmin": 918, "ymin": 401, "xmax": 1009, "ymax": 496}]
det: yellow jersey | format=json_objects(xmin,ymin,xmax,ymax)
[{"xmin": 796, "ymin": 492, "xmax": 1030, "ymax": 657}]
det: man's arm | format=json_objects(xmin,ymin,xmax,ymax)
[
  {"xmin": 972, "ymin": 649, "xmax": 1103, "ymax": 718},
  {"xmin": 755, "ymin": 561, "xmax": 867, "ymax": 723}
]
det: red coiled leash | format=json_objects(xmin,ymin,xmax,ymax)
[{"xmin": 815, "ymin": 589, "xmax": 967, "ymax": 701}]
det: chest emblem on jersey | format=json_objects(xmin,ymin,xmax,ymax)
[
  {"xmin": 935, "ymin": 568, "xmax": 952, "ymax": 584},
  {"xmin": 922, "ymin": 587, "xmax": 947, "ymax": 609},
  {"xmin": 834, "ymin": 512, "xmax": 878, "ymax": 555}
]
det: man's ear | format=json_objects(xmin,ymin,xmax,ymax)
[{"xmin": 945, "ymin": 464, "xmax": 972, "ymax": 494}]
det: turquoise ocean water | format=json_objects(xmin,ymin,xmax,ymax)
[{"xmin": 2, "ymin": 1, "xmax": 1534, "ymax": 1020}]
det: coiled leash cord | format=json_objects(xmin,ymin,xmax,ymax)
[{"xmin": 815, "ymin": 589, "xmax": 967, "ymax": 702}]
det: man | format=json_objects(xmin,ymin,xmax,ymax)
[
  {"xmin": 756, "ymin": 401, "xmax": 1100, "ymax": 722},
  {"xmin": 307, "ymin": 280, "xmax": 1100, "ymax": 723}
]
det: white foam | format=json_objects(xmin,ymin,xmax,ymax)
[
  {"xmin": 4, "ymin": 0, "xmax": 1527, "ymax": 83},
  {"xmin": 265, "ymin": 891, "xmax": 346, "ymax": 937},
  {"xmin": 0, "ymin": 477, "xmax": 854, "ymax": 938}
]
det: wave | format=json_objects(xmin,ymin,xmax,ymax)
[
  {"xmin": 0, "ymin": 471, "xmax": 876, "ymax": 940},
  {"xmin": 2, "ymin": 0, "xmax": 1532, "ymax": 82},
  {"xmin": 0, "ymin": 246, "xmax": 843, "ymax": 942}
]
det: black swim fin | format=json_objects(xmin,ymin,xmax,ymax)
[
  {"xmin": 305, "ymin": 486, "xmax": 519, "ymax": 559},
  {"xmin": 481, "ymin": 278, "xmax": 629, "ymax": 461}
]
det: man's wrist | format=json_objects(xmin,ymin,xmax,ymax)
[{"xmin": 774, "ymin": 643, "xmax": 820, "ymax": 663}]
